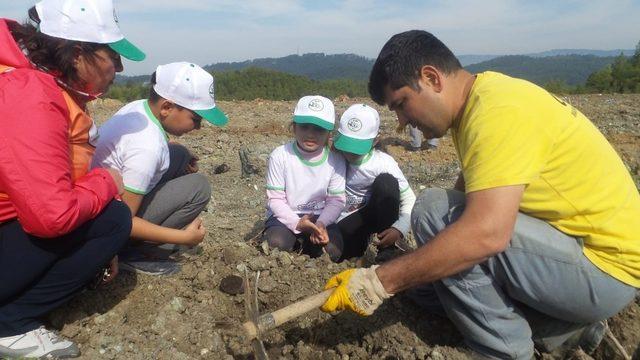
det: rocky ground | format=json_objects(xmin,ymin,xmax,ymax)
[{"xmin": 47, "ymin": 94, "xmax": 640, "ymax": 359}]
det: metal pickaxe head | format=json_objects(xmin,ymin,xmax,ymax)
[{"xmin": 244, "ymin": 270, "xmax": 269, "ymax": 360}]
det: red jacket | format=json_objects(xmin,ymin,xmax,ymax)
[{"xmin": 0, "ymin": 19, "xmax": 118, "ymax": 238}]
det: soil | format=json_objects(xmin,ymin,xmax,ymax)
[{"xmin": 47, "ymin": 94, "xmax": 640, "ymax": 359}]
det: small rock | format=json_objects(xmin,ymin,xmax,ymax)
[
  {"xmin": 430, "ymin": 349, "xmax": 444, "ymax": 360},
  {"xmin": 195, "ymin": 270, "xmax": 208, "ymax": 284},
  {"xmin": 248, "ymin": 257, "xmax": 270, "ymax": 271},
  {"xmin": 282, "ymin": 345, "xmax": 294, "ymax": 355},
  {"xmin": 219, "ymin": 275, "xmax": 245, "ymax": 295},
  {"xmin": 93, "ymin": 314, "xmax": 108, "ymax": 325},
  {"xmin": 213, "ymin": 163, "xmax": 230, "ymax": 174},
  {"xmin": 257, "ymin": 278, "xmax": 276, "ymax": 293},
  {"xmin": 170, "ymin": 297, "xmax": 185, "ymax": 313},
  {"xmin": 236, "ymin": 263, "xmax": 247, "ymax": 272},
  {"xmin": 222, "ymin": 248, "xmax": 242, "ymax": 265},
  {"xmin": 277, "ymin": 252, "xmax": 292, "ymax": 267}
]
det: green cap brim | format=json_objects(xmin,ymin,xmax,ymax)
[
  {"xmin": 334, "ymin": 132, "xmax": 374, "ymax": 155},
  {"xmin": 293, "ymin": 115, "xmax": 334, "ymax": 130},
  {"xmin": 108, "ymin": 38, "xmax": 146, "ymax": 62},
  {"xmin": 195, "ymin": 107, "xmax": 228, "ymax": 126}
]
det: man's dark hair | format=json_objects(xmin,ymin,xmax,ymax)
[
  {"xmin": 9, "ymin": 7, "xmax": 107, "ymax": 86},
  {"xmin": 368, "ymin": 30, "xmax": 462, "ymax": 105}
]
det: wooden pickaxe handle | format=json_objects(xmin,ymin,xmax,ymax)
[{"xmin": 243, "ymin": 288, "xmax": 334, "ymax": 340}]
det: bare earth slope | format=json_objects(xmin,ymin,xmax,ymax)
[{"xmin": 48, "ymin": 94, "xmax": 640, "ymax": 359}]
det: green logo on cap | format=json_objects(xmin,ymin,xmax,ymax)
[
  {"xmin": 113, "ymin": 8, "xmax": 119, "ymax": 23},
  {"xmin": 347, "ymin": 118, "xmax": 362, "ymax": 132},
  {"xmin": 308, "ymin": 99, "xmax": 324, "ymax": 112},
  {"xmin": 209, "ymin": 82, "xmax": 215, "ymax": 99}
]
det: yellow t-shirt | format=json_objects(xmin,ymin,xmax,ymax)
[{"xmin": 452, "ymin": 71, "xmax": 640, "ymax": 287}]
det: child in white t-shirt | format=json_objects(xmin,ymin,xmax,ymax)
[
  {"xmin": 333, "ymin": 104, "xmax": 416, "ymax": 259},
  {"xmin": 92, "ymin": 62, "xmax": 228, "ymax": 275},
  {"xmin": 263, "ymin": 95, "xmax": 346, "ymax": 261}
]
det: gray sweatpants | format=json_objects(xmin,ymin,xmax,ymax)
[
  {"xmin": 409, "ymin": 125, "xmax": 439, "ymax": 149},
  {"xmin": 410, "ymin": 188, "xmax": 636, "ymax": 359},
  {"xmin": 137, "ymin": 144, "xmax": 211, "ymax": 230}
]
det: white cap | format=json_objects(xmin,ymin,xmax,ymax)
[
  {"xmin": 35, "ymin": 0, "xmax": 145, "ymax": 61},
  {"xmin": 293, "ymin": 95, "xmax": 335, "ymax": 130},
  {"xmin": 153, "ymin": 62, "xmax": 228, "ymax": 126},
  {"xmin": 334, "ymin": 104, "xmax": 380, "ymax": 155}
]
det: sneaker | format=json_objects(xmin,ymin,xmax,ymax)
[
  {"xmin": 542, "ymin": 320, "xmax": 608, "ymax": 357},
  {"xmin": 0, "ymin": 326, "xmax": 79, "ymax": 358},
  {"xmin": 575, "ymin": 320, "xmax": 607, "ymax": 354},
  {"xmin": 118, "ymin": 244, "xmax": 182, "ymax": 276},
  {"xmin": 119, "ymin": 259, "xmax": 181, "ymax": 276}
]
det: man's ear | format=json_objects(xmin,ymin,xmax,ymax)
[{"xmin": 419, "ymin": 65, "xmax": 443, "ymax": 93}]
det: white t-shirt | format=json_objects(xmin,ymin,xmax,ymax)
[
  {"xmin": 339, "ymin": 149, "xmax": 415, "ymax": 235},
  {"xmin": 266, "ymin": 141, "xmax": 346, "ymax": 216},
  {"xmin": 91, "ymin": 100, "xmax": 170, "ymax": 195},
  {"xmin": 343, "ymin": 149, "xmax": 409, "ymax": 212}
]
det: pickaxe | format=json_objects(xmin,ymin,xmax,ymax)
[{"xmin": 243, "ymin": 271, "xmax": 333, "ymax": 360}]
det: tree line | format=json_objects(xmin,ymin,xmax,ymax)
[
  {"xmin": 105, "ymin": 42, "xmax": 640, "ymax": 102},
  {"xmin": 544, "ymin": 41, "xmax": 640, "ymax": 94},
  {"xmin": 105, "ymin": 67, "xmax": 368, "ymax": 102}
]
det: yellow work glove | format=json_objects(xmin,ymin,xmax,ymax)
[{"xmin": 320, "ymin": 265, "xmax": 392, "ymax": 316}]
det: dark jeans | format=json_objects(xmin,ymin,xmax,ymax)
[
  {"xmin": 337, "ymin": 173, "xmax": 400, "ymax": 259},
  {"xmin": 262, "ymin": 215, "xmax": 343, "ymax": 262},
  {"xmin": 0, "ymin": 200, "xmax": 131, "ymax": 336}
]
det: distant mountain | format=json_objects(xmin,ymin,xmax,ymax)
[
  {"xmin": 457, "ymin": 49, "xmax": 633, "ymax": 66},
  {"xmin": 115, "ymin": 49, "xmax": 634, "ymax": 87},
  {"xmin": 465, "ymin": 55, "xmax": 619, "ymax": 86},
  {"xmin": 526, "ymin": 48, "xmax": 634, "ymax": 58},
  {"xmin": 457, "ymin": 55, "xmax": 500, "ymax": 66},
  {"xmin": 205, "ymin": 53, "xmax": 374, "ymax": 81}
]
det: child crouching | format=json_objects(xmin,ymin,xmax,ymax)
[
  {"xmin": 334, "ymin": 104, "xmax": 416, "ymax": 259},
  {"xmin": 263, "ymin": 95, "xmax": 346, "ymax": 261}
]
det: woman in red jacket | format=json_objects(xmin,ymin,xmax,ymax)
[{"xmin": 0, "ymin": 1, "xmax": 145, "ymax": 357}]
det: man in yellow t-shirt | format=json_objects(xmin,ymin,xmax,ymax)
[{"xmin": 320, "ymin": 30, "xmax": 639, "ymax": 359}]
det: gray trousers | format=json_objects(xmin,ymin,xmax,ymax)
[
  {"xmin": 410, "ymin": 188, "xmax": 636, "ymax": 359},
  {"xmin": 137, "ymin": 144, "xmax": 211, "ymax": 230},
  {"xmin": 409, "ymin": 125, "xmax": 439, "ymax": 149}
]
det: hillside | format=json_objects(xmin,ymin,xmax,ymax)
[
  {"xmin": 205, "ymin": 53, "xmax": 374, "ymax": 81},
  {"xmin": 114, "ymin": 49, "xmax": 634, "ymax": 90},
  {"xmin": 465, "ymin": 54, "xmax": 619, "ymax": 86}
]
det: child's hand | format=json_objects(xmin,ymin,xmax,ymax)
[
  {"xmin": 373, "ymin": 227, "xmax": 402, "ymax": 248},
  {"xmin": 182, "ymin": 217, "xmax": 206, "ymax": 246},
  {"xmin": 311, "ymin": 221, "xmax": 330, "ymax": 245},
  {"xmin": 186, "ymin": 154, "xmax": 200, "ymax": 174},
  {"xmin": 296, "ymin": 215, "xmax": 319, "ymax": 235}
]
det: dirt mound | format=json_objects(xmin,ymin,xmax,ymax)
[{"xmin": 50, "ymin": 95, "xmax": 640, "ymax": 359}]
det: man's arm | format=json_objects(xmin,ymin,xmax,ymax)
[
  {"xmin": 377, "ymin": 184, "xmax": 524, "ymax": 294},
  {"xmin": 121, "ymin": 190, "xmax": 205, "ymax": 246}
]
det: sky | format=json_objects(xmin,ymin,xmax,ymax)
[{"xmin": 2, "ymin": 0, "xmax": 639, "ymax": 75}]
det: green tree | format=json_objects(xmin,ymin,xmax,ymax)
[{"xmin": 585, "ymin": 66, "xmax": 613, "ymax": 93}]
